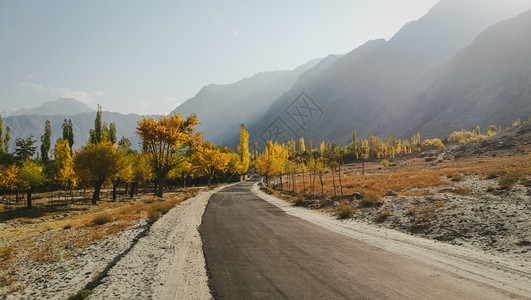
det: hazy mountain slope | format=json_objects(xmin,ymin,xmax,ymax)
[
  {"xmin": 396, "ymin": 9, "xmax": 531, "ymax": 138},
  {"xmin": 10, "ymin": 98, "xmax": 95, "ymax": 116},
  {"xmin": 3, "ymin": 111, "xmax": 144, "ymax": 153},
  {"xmin": 171, "ymin": 58, "xmax": 326, "ymax": 144},
  {"xmin": 250, "ymin": 0, "xmax": 531, "ymax": 147}
]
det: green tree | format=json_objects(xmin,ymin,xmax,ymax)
[
  {"xmin": 18, "ymin": 160, "xmax": 45, "ymax": 209},
  {"xmin": 89, "ymin": 104, "xmax": 103, "ymax": 144},
  {"xmin": 117, "ymin": 136, "xmax": 132, "ymax": 150},
  {"xmin": 62, "ymin": 119, "xmax": 74, "ymax": 155},
  {"xmin": 74, "ymin": 141, "xmax": 124, "ymax": 204},
  {"xmin": 15, "ymin": 136, "xmax": 37, "ymax": 161},
  {"xmin": 4, "ymin": 126, "xmax": 10, "ymax": 153},
  {"xmin": 109, "ymin": 123, "xmax": 117, "ymax": 144},
  {"xmin": 237, "ymin": 124, "xmax": 251, "ymax": 174},
  {"xmin": 40, "ymin": 120, "xmax": 52, "ymax": 163},
  {"xmin": 0, "ymin": 114, "xmax": 3, "ymax": 153},
  {"xmin": 136, "ymin": 114, "xmax": 199, "ymax": 197}
]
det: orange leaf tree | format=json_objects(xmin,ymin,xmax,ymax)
[{"xmin": 136, "ymin": 114, "xmax": 199, "ymax": 197}]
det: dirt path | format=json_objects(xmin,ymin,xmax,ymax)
[{"xmin": 200, "ymin": 180, "xmax": 529, "ymax": 299}]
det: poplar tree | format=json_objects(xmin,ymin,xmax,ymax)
[
  {"xmin": 0, "ymin": 115, "xmax": 3, "ymax": 153},
  {"xmin": 237, "ymin": 124, "xmax": 250, "ymax": 174},
  {"xmin": 299, "ymin": 137, "xmax": 305, "ymax": 154},
  {"xmin": 4, "ymin": 126, "xmax": 10, "ymax": 153},
  {"xmin": 62, "ymin": 119, "xmax": 74, "ymax": 154},
  {"xmin": 40, "ymin": 120, "xmax": 52, "ymax": 162},
  {"xmin": 109, "ymin": 123, "xmax": 117, "ymax": 144},
  {"xmin": 89, "ymin": 104, "xmax": 103, "ymax": 144}
]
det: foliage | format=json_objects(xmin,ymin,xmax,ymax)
[
  {"xmin": 237, "ymin": 124, "xmax": 251, "ymax": 174},
  {"xmin": 109, "ymin": 123, "xmax": 117, "ymax": 144},
  {"xmin": 15, "ymin": 136, "xmax": 37, "ymax": 160},
  {"xmin": 89, "ymin": 104, "xmax": 103, "ymax": 144},
  {"xmin": 18, "ymin": 160, "xmax": 46, "ymax": 209},
  {"xmin": 422, "ymin": 138, "xmax": 445, "ymax": 149},
  {"xmin": 3, "ymin": 126, "xmax": 10, "ymax": 153},
  {"xmin": 445, "ymin": 125, "xmax": 498, "ymax": 144},
  {"xmin": 255, "ymin": 141, "xmax": 288, "ymax": 185},
  {"xmin": 0, "ymin": 164, "xmax": 19, "ymax": 194},
  {"xmin": 192, "ymin": 142, "xmax": 230, "ymax": 186},
  {"xmin": 40, "ymin": 120, "xmax": 52, "ymax": 162},
  {"xmin": 74, "ymin": 141, "xmax": 124, "ymax": 204},
  {"xmin": 381, "ymin": 159, "xmax": 389, "ymax": 167},
  {"xmin": 62, "ymin": 119, "xmax": 74, "ymax": 154},
  {"xmin": 54, "ymin": 139, "xmax": 77, "ymax": 191},
  {"xmin": 136, "ymin": 114, "xmax": 199, "ymax": 197}
]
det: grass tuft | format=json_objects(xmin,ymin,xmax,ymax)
[
  {"xmin": 92, "ymin": 213, "xmax": 112, "ymax": 225},
  {"xmin": 498, "ymin": 175, "xmax": 519, "ymax": 190},
  {"xmin": 334, "ymin": 200, "xmax": 355, "ymax": 219},
  {"xmin": 359, "ymin": 194, "xmax": 384, "ymax": 208},
  {"xmin": 293, "ymin": 194, "xmax": 306, "ymax": 206},
  {"xmin": 453, "ymin": 187, "xmax": 471, "ymax": 195},
  {"xmin": 67, "ymin": 289, "xmax": 93, "ymax": 300},
  {"xmin": 374, "ymin": 211, "xmax": 391, "ymax": 223}
]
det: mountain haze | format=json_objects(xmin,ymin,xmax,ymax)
[{"xmin": 9, "ymin": 98, "xmax": 95, "ymax": 117}]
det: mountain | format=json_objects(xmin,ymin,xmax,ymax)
[
  {"xmin": 3, "ymin": 111, "xmax": 145, "ymax": 153},
  {"xmin": 10, "ymin": 98, "xmax": 95, "ymax": 116},
  {"xmin": 394, "ymin": 9, "xmax": 531, "ymax": 138},
  {"xmin": 171, "ymin": 58, "xmax": 332, "ymax": 145},
  {"xmin": 247, "ymin": 0, "xmax": 531, "ymax": 147}
]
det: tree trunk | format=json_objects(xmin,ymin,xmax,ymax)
[
  {"xmin": 124, "ymin": 182, "xmax": 129, "ymax": 194},
  {"xmin": 112, "ymin": 183, "xmax": 117, "ymax": 201},
  {"xmin": 319, "ymin": 174, "xmax": 324, "ymax": 195},
  {"xmin": 92, "ymin": 183, "xmax": 102, "ymax": 204},
  {"xmin": 130, "ymin": 182, "xmax": 135, "ymax": 198},
  {"xmin": 279, "ymin": 173, "xmax": 283, "ymax": 190},
  {"xmin": 338, "ymin": 166, "xmax": 343, "ymax": 197},
  {"xmin": 16, "ymin": 189, "xmax": 19, "ymax": 204},
  {"xmin": 331, "ymin": 168, "xmax": 336, "ymax": 197},
  {"xmin": 157, "ymin": 179, "xmax": 164, "ymax": 198},
  {"xmin": 154, "ymin": 182, "xmax": 158, "ymax": 196},
  {"xmin": 207, "ymin": 176, "xmax": 212, "ymax": 188},
  {"xmin": 302, "ymin": 170, "xmax": 306, "ymax": 192},
  {"xmin": 26, "ymin": 190, "xmax": 32, "ymax": 209}
]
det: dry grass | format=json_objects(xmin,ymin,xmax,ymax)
[
  {"xmin": 498, "ymin": 175, "xmax": 519, "ymax": 190},
  {"xmin": 358, "ymin": 194, "xmax": 384, "ymax": 208},
  {"xmin": 374, "ymin": 211, "xmax": 391, "ymax": 223},
  {"xmin": 454, "ymin": 187, "xmax": 471, "ymax": 195},
  {"xmin": 293, "ymin": 194, "xmax": 306, "ymax": 206},
  {"xmin": 0, "ymin": 188, "xmax": 201, "ymax": 274}
]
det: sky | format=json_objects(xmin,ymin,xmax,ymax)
[{"xmin": 0, "ymin": 0, "xmax": 439, "ymax": 115}]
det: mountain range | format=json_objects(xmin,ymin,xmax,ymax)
[{"xmin": 3, "ymin": 0, "xmax": 531, "ymax": 152}]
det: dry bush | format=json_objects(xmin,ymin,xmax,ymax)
[
  {"xmin": 92, "ymin": 213, "xmax": 113, "ymax": 225},
  {"xmin": 147, "ymin": 210, "xmax": 162, "ymax": 224},
  {"xmin": 359, "ymin": 194, "xmax": 384, "ymax": 208},
  {"xmin": 498, "ymin": 175, "xmax": 519, "ymax": 189},
  {"xmin": 334, "ymin": 200, "xmax": 355, "ymax": 219},
  {"xmin": 451, "ymin": 173, "xmax": 464, "ymax": 182},
  {"xmin": 0, "ymin": 247, "xmax": 14, "ymax": 262},
  {"xmin": 484, "ymin": 171, "xmax": 499, "ymax": 180},
  {"xmin": 293, "ymin": 194, "xmax": 306, "ymax": 206},
  {"xmin": 381, "ymin": 159, "xmax": 389, "ymax": 167},
  {"xmin": 486, "ymin": 186, "xmax": 496, "ymax": 193},
  {"xmin": 374, "ymin": 211, "xmax": 391, "ymax": 223},
  {"xmin": 453, "ymin": 187, "xmax": 471, "ymax": 195}
]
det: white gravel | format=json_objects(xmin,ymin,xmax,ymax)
[
  {"xmin": 90, "ymin": 187, "xmax": 227, "ymax": 300},
  {"xmin": 252, "ymin": 182, "xmax": 531, "ymax": 298}
]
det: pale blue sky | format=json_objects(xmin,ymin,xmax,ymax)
[{"xmin": 0, "ymin": 0, "xmax": 439, "ymax": 115}]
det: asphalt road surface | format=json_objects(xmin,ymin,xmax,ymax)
[{"xmin": 200, "ymin": 180, "xmax": 520, "ymax": 299}]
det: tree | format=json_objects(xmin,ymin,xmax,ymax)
[
  {"xmin": 40, "ymin": 120, "xmax": 52, "ymax": 163},
  {"xmin": 117, "ymin": 136, "xmax": 132, "ymax": 150},
  {"xmin": 74, "ymin": 141, "xmax": 123, "ymax": 204},
  {"xmin": 0, "ymin": 114, "xmax": 3, "ymax": 153},
  {"xmin": 237, "ymin": 124, "xmax": 251, "ymax": 174},
  {"xmin": 15, "ymin": 136, "xmax": 37, "ymax": 161},
  {"xmin": 18, "ymin": 160, "xmax": 45, "ymax": 209},
  {"xmin": 129, "ymin": 152, "xmax": 152, "ymax": 197},
  {"xmin": 192, "ymin": 143, "xmax": 230, "ymax": 187},
  {"xmin": 53, "ymin": 139, "xmax": 77, "ymax": 198},
  {"xmin": 109, "ymin": 123, "xmax": 117, "ymax": 145},
  {"xmin": 0, "ymin": 164, "xmax": 18, "ymax": 197},
  {"xmin": 299, "ymin": 137, "xmax": 306, "ymax": 154},
  {"xmin": 4, "ymin": 126, "xmax": 10, "ymax": 153},
  {"xmin": 62, "ymin": 119, "xmax": 74, "ymax": 155},
  {"xmin": 89, "ymin": 104, "xmax": 103, "ymax": 144},
  {"xmin": 255, "ymin": 141, "xmax": 287, "ymax": 187},
  {"xmin": 111, "ymin": 148, "xmax": 133, "ymax": 201},
  {"xmin": 136, "ymin": 114, "xmax": 199, "ymax": 197}
]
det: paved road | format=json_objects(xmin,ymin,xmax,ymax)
[{"xmin": 200, "ymin": 180, "xmax": 519, "ymax": 299}]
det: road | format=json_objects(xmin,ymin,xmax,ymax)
[{"xmin": 200, "ymin": 180, "xmax": 522, "ymax": 299}]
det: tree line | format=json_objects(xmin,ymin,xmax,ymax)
[{"xmin": 0, "ymin": 106, "xmax": 251, "ymax": 209}]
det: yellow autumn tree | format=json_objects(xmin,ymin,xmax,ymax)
[
  {"xmin": 255, "ymin": 141, "xmax": 288, "ymax": 187},
  {"xmin": 237, "ymin": 124, "xmax": 251, "ymax": 174},
  {"xmin": 54, "ymin": 139, "xmax": 77, "ymax": 199},
  {"xmin": 0, "ymin": 164, "xmax": 19, "ymax": 197},
  {"xmin": 136, "ymin": 114, "xmax": 199, "ymax": 197},
  {"xmin": 192, "ymin": 142, "xmax": 230, "ymax": 187}
]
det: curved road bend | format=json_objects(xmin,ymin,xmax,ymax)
[{"xmin": 200, "ymin": 180, "xmax": 519, "ymax": 299}]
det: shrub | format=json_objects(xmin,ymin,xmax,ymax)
[
  {"xmin": 293, "ymin": 195, "xmax": 306, "ymax": 206},
  {"xmin": 498, "ymin": 175, "xmax": 518, "ymax": 189},
  {"xmin": 92, "ymin": 213, "xmax": 112, "ymax": 225},
  {"xmin": 451, "ymin": 174, "xmax": 463, "ymax": 182},
  {"xmin": 147, "ymin": 210, "xmax": 162, "ymax": 224},
  {"xmin": 381, "ymin": 160, "xmax": 389, "ymax": 167},
  {"xmin": 335, "ymin": 200, "xmax": 355, "ymax": 219},
  {"xmin": 453, "ymin": 187, "xmax": 471, "ymax": 195},
  {"xmin": 486, "ymin": 186, "xmax": 496, "ymax": 193},
  {"xmin": 484, "ymin": 171, "xmax": 499, "ymax": 180},
  {"xmin": 0, "ymin": 247, "xmax": 14, "ymax": 262},
  {"xmin": 67, "ymin": 289, "xmax": 93, "ymax": 300},
  {"xmin": 374, "ymin": 211, "xmax": 391, "ymax": 223},
  {"xmin": 359, "ymin": 194, "xmax": 384, "ymax": 208}
]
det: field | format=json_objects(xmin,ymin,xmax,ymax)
[{"xmin": 0, "ymin": 187, "xmax": 203, "ymax": 295}]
